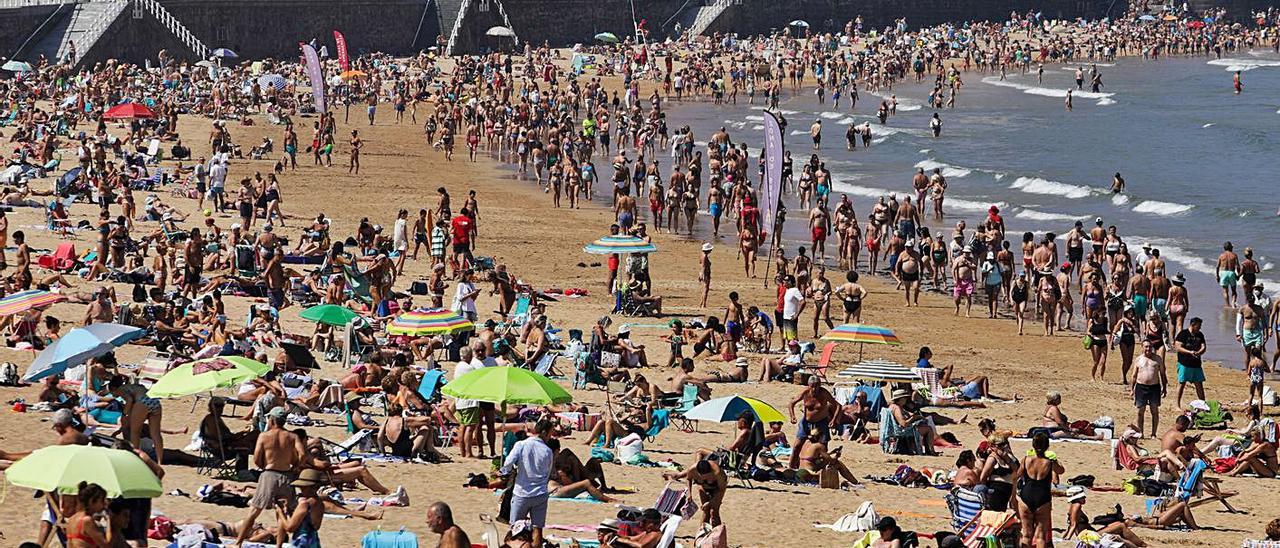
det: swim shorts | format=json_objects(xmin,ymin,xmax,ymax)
[
  {"xmin": 953, "ymin": 279, "xmax": 975, "ymax": 297},
  {"xmin": 1220, "ymin": 270, "xmax": 1239, "ymax": 288},
  {"xmin": 1243, "ymin": 328, "xmax": 1264, "ymax": 349},
  {"xmin": 1177, "ymin": 363, "xmax": 1205, "ymax": 384},
  {"xmin": 1133, "ymin": 383, "xmax": 1161, "ymax": 408},
  {"xmin": 1132, "ymin": 295, "xmax": 1148, "ymax": 318}
]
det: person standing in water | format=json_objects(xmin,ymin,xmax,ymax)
[
  {"xmin": 1065, "ymin": 89, "xmax": 1073, "ymax": 111},
  {"xmin": 1111, "ymin": 173, "xmax": 1125, "ymax": 194},
  {"xmin": 929, "ymin": 113, "xmax": 942, "ymax": 138},
  {"xmin": 1234, "ymin": 70, "xmax": 1243, "ymax": 94},
  {"xmin": 1216, "ymin": 241, "xmax": 1241, "ymax": 308}
]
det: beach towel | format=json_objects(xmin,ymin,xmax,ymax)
[{"xmin": 813, "ymin": 501, "xmax": 878, "ymax": 533}]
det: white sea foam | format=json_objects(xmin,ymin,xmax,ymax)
[
  {"xmin": 837, "ymin": 117, "xmax": 857, "ymax": 125},
  {"xmin": 820, "ymin": 111, "xmax": 845, "ymax": 120},
  {"xmin": 982, "ymin": 76, "xmax": 1116, "ymax": 104},
  {"xmin": 789, "ymin": 130, "xmax": 808, "ymax": 136},
  {"xmin": 993, "ymin": 173, "xmax": 1006, "ymax": 181},
  {"xmin": 1110, "ymin": 194, "xmax": 1130, "ymax": 205},
  {"xmin": 831, "ymin": 181, "xmax": 892, "ymax": 198},
  {"xmin": 918, "ymin": 149, "xmax": 931, "ymax": 154},
  {"xmin": 750, "ymin": 125, "xmax": 764, "ymax": 131},
  {"xmin": 1202, "ymin": 123, "xmax": 1215, "ymax": 128},
  {"xmin": 1015, "ymin": 208, "xmax": 1085, "ymax": 222},
  {"xmin": 1138, "ymin": 237, "xmax": 1215, "ymax": 276},
  {"xmin": 1096, "ymin": 98, "xmax": 1116, "ymax": 106},
  {"xmin": 744, "ymin": 115, "xmax": 764, "ymax": 122},
  {"xmin": 1206, "ymin": 58, "xmax": 1280, "ymax": 72},
  {"xmin": 867, "ymin": 90, "xmax": 924, "ymax": 111},
  {"xmin": 1009, "ymin": 176, "xmax": 1095, "ymax": 199},
  {"xmin": 948, "ymin": 198, "xmax": 1007, "ymax": 212},
  {"xmin": 1265, "ymin": 262, "xmax": 1275, "ymax": 272},
  {"xmin": 1133, "ymin": 200, "xmax": 1193, "ymax": 215},
  {"xmin": 914, "ymin": 159, "xmax": 972, "ymax": 178}
]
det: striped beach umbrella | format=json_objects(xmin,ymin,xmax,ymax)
[
  {"xmin": 0, "ymin": 290, "xmax": 66, "ymax": 316},
  {"xmin": 583, "ymin": 235, "xmax": 657, "ymax": 255},
  {"xmin": 387, "ymin": 308, "xmax": 474, "ymax": 336},
  {"xmin": 836, "ymin": 359, "xmax": 920, "ymax": 383},
  {"xmin": 821, "ymin": 324, "xmax": 901, "ymax": 345},
  {"xmin": 257, "ymin": 74, "xmax": 287, "ymax": 91}
]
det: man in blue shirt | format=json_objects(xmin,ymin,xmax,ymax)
[{"xmin": 500, "ymin": 418, "xmax": 554, "ymax": 546}]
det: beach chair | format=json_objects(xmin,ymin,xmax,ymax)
[
  {"xmin": 136, "ymin": 350, "xmax": 175, "ymax": 386},
  {"xmin": 196, "ymin": 428, "xmax": 243, "ymax": 480},
  {"xmin": 947, "ymin": 486, "xmax": 985, "ymax": 537},
  {"xmin": 621, "ymin": 481, "xmax": 696, "ymax": 520},
  {"xmin": 1242, "ymin": 541, "xmax": 1280, "ymax": 548},
  {"xmin": 1167, "ymin": 458, "xmax": 1238, "ymax": 512},
  {"xmin": 320, "ymin": 429, "xmax": 374, "ymax": 459},
  {"xmin": 416, "ymin": 369, "xmax": 446, "ymax": 404},
  {"xmin": 655, "ymin": 514, "xmax": 682, "ymax": 548},
  {"xmin": 572, "ymin": 351, "xmax": 606, "ymax": 390},
  {"xmin": 342, "ymin": 264, "xmax": 374, "ymax": 304},
  {"xmin": 506, "ymin": 294, "xmax": 531, "ymax": 325},
  {"xmin": 668, "ymin": 384, "xmax": 700, "ymax": 433},
  {"xmin": 878, "ymin": 407, "xmax": 923, "ymax": 455},
  {"xmin": 802, "ymin": 342, "xmax": 837, "ymax": 380},
  {"xmin": 36, "ymin": 242, "xmax": 78, "ymax": 271},
  {"xmin": 645, "ymin": 408, "xmax": 671, "ymax": 443},
  {"xmin": 912, "ymin": 366, "xmax": 959, "ymax": 404},
  {"xmin": 955, "ymin": 510, "xmax": 1017, "ymax": 548},
  {"xmin": 280, "ymin": 341, "xmax": 319, "ymax": 370},
  {"xmin": 1112, "ymin": 439, "xmax": 1159, "ymax": 471}
]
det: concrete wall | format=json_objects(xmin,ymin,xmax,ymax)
[
  {"xmin": 0, "ymin": 3, "xmax": 64, "ymax": 60},
  {"xmin": 707, "ymin": 0, "xmax": 1084, "ymax": 37}
]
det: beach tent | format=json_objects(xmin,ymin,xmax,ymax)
[{"xmin": 835, "ymin": 359, "xmax": 920, "ymax": 383}]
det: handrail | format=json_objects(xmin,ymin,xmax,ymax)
[
  {"xmin": 66, "ymin": 0, "xmax": 127, "ymax": 64},
  {"xmin": 444, "ymin": 0, "xmax": 472, "ymax": 55},
  {"xmin": 492, "ymin": 0, "xmax": 517, "ymax": 47},
  {"xmin": 688, "ymin": 0, "xmax": 732, "ymax": 37},
  {"xmin": 9, "ymin": 0, "xmax": 71, "ymax": 60},
  {"xmin": 136, "ymin": 0, "xmax": 208, "ymax": 59}
]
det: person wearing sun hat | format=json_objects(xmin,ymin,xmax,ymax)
[
  {"xmin": 1062, "ymin": 484, "xmax": 1147, "ymax": 545},
  {"xmin": 277, "ymin": 468, "xmax": 325, "ymax": 548},
  {"xmin": 699, "ymin": 242, "xmax": 713, "ymax": 307}
]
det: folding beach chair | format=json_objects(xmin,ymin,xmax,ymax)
[
  {"xmin": 1112, "ymin": 439, "xmax": 1159, "ymax": 471},
  {"xmin": 655, "ymin": 514, "xmax": 683, "ymax": 548},
  {"xmin": 879, "ymin": 407, "xmax": 923, "ymax": 454},
  {"xmin": 802, "ymin": 341, "xmax": 837, "ymax": 380},
  {"xmin": 620, "ymin": 481, "xmax": 696, "ymax": 521},
  {"xmin": 668, "ymin": 384, "xmax": 700, "ymax": 433},
  {"xmin": 1167, "ymin": 458, "xmax": 1238, "ymax": 512},
  {"xmin": 946, "ymin": 486, "xmax": 985, "ymax": 537},
  {"xmin": 320, "ymin": 429, "xmax": 374, "ymax": 459},
  {"xmin": 136, "ymin": 350, "xmax": 176, "ymax": 386},
  {"xmin": 196, "ymin": 428, "xmax": 244, "ymax": 480},
  {"xmin": 645, "ymin": 408, "xmax": 671, "ymax": 443},
  {"xmin": 955, "ymin": 510, "xmax": 1018, "ymax": 548},
  {"xmin": 912, "ymin": 366, "xmax": 959, "ymax": 404},
  {"xmin": 416, "ymin": 369, "xmax": 446, "ymax": 404}
]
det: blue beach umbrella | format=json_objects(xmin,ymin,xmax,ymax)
[
  {"xmin": 3, "ymin": 60, "xmax": 33, "ymax": 73},
  {"xmin": 1138, "ymin": 14, "xmax": 1157, "ymax": 21},
  {"xmin": 24, "ymin": 324, "xmax": 144, "ymax": 382},
  {"xmin": 257, "ymin": 74, "xmax": 286, "ymax": 91},
  {"xmin": 683, "ymin": 395, "xmax": 786, "ymax": 423},
  {"xmin": 210, "ymin": 48, "xmax": 238, "ymax": 60}
]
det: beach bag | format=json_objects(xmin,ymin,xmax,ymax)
[
  {"xmin": 695, "ymin": 524, "xmax": 728, "ymax": 548},
  {"xmin": 617, "ymin": 433, "xmax": 643, "ymax": 461},
  {"xmin": 892, "ymin": 465, "xmax": 922, "ymax": 486},
  {"xmin": 361, "ymin": 528, "xmax": 419, "ymax": 548},
  {"xmin": 1121, "ymin": 476, "xmax": 1143, "ymax": 496},
  {"xmin": 819, "ymin": 467, "xmax": 841, "ymax": 489},
  {"xmin": 1091, "ymin": 504, "xmax": 1124, "ymax": 528},
  {"xmin": 852, "ymin": 501, "xmax": 879, "ymax": 531}
]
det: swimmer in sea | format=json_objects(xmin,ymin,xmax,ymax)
[{"xmin": 1111, "ymin": 172, "xmax": 1125, "ymax": 194}]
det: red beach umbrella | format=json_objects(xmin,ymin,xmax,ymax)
[{"xmin": 103, "ymin": 103, "xmax": 156, "ymax": 120}]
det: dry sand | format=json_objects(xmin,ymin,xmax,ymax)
[{"xmin": 0, "ymin": 57, "xmax": 1268, "ymax": 547}]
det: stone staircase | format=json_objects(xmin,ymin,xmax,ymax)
[
  {"xmin": 135, "ymin": 0, "xmax": 208, "ymax": 60},
  {"xmin": 436, "ymin": 0, "xmax": 466, "ymax": 54},
  {"xmin": 21, "ymin": 0, "xmax": 127, "ymax": 64},
  {"xmin": 686, "ymin": 0, "xmax": 733, "ymax": 37}
]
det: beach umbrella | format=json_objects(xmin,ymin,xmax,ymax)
[
  {"xmin": 835, "ymin": 359, "xmax": 920, "ymax": 383},
  {"xmin": 386, "ymin": 308, "xmax": 474, "ymax": 336},
  {"xmin": 194, "ymin": 60, "xmax": 216, "ymax": 68},
  {"xmin": 683, "ymin": 395, "xmax": 785, "ymax": 423},
  {"xmin": 789, "ymin": 20, "xmax": 810, "ymax": 28},
  {"xmin": 299, "ymin": 304, "xmax": 359, "ymax": 327},
  {"xmin": 1162, "ymin": 14, "xmax": 1178, "ymax": 21},
  {"xmin": 147, "ymin": 356, "xmax": 271, "ymax": 398},
  {"xmin": 210, "ymin": 48, "xmax": 239, "ymax": 60},
  {"xmin": 1186, "ymin": 20, "xmax": 1205, "ymax": 29},
  {"xmin": 103, "ymin": 103, "xmax": 156, "ymax": 120},
  {"xmin": 339, "ymin": 70, "xmax": 367, "ymax": 80},
  {"xmin": 442, "ymin": 366, "xmax": 571, "ymax": 405},
  {"xmin": 0, "ymin": 289, "xmax": 65, "ymax": 316},
  {"xmin": 594, "ymin": 32, "xmax": 620, "ymax": 44},
  {"xmin": 583, "ymin": 234, "xmax": 658, "ymax": 255},
  {"xmin": 257, "ymin": 73, "xmax": 287, "ymax": 91},
  {"xmin": 485, "ymin": 26, "xmax": 516, "ymax": 38},
  {"xmin": 821, "ymin": 323, "xmax": 901, "ymax": 359},
  {"xmin": 1137, "ymin": 14, "xmax": 1157, "ymax": 21},
  {"xmin": 23, "ymin": 323, "xmax": 144, "ymax": 382},
  {"xmin": 6, "ymin": 445, "xmax": 162, "ymax": 498},
  {"xmin": 2, "ymin": 60, "xmax": 33, "ymax": 73}
]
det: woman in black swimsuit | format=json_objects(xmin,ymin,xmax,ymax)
[
  {"xmin": 1015, "ymin": 433, "xmax": 1064, "ymax": 548},
  {"xmin": 1011, "ymin": 272, "xmax": 1030, "ymax": 336}
]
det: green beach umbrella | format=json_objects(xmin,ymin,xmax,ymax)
[
  {"xmin": 6, "ymin": 445, "xmax": 163, "ymax": 498},
  {"xmin": 299, "ymin": 304, "xmax": 359, "ymax": 326},
  {"xmin": 442, "ymin": 366, "xmax": 572, "ymax": 405},
  {"xmin": 594, "ymin": 32, "xmax": 620, "ymax": 44},
  {"xmin": 147, "ymin": 356, "xmax": 271, "ymax": 398}
]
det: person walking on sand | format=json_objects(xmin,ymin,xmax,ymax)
[
  {"xmin": 348, "ymin": 129, "xmax": 362, "ymax": 174},
  {"xmin": 699, "ymin": 243, "xmax": 713, "ymax": 307},
  {"xmin": 1130, "ymin": 339, "xmax": 1168, "ymax": 438},
  {"xmin": 835, "ymin": 271, "xmax": 867, "ymax": 323},
  {"xmin": 500, "ymin": 418, "xmax": 555, "ymax": 548},
  {"xmin": 235, "ymin": 408, "xmax": 304, "ymax": 546},
  {"xmin": 952, "ymin": 247, "xmax": 976, "ymax": 317}
]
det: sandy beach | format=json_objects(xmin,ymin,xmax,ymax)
[{"xmin": 0, "ymin": 46, "xmax": 1272, "ymax": 546}]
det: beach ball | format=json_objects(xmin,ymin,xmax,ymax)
[{"xmin": 203, "ymin": 209, "xmax": 212, "ymax": 217}]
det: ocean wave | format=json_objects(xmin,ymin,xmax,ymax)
[
  {"xmin": 914, "ymin": 159, "xmax": 972, "ymax": 178},
  {"xmin": 1206, "ymin": 58, "xmax": 1280, "ymax": 72},
  {"xmin": 819, "ymin": 111, "xmax": 845, "ymax": 120},
  {"xmin": 993, "ymin": 173, "xmax": 1006, "ymax": 181},
  {"xmin": 982, "ymin": 76, "xmax": 1115, "ymax": 102},
  {"xmin": 750, "ymin": 125, "xmax": 764, "ymax": 131},
  {"xmin": 1202, "ymin": 123, "xmax": 1215, "ymax": 128},
  {"xmin": 830, "ymin": 181, "xmax": 892, "ymax": 198},
  {"xmin": 867, "ymin": 90, "xmax": 924, "ymax": 111},
  {"xmin": 1014, "ymin": 208, "xmax": 1085, "ymax": 222},
  {"xmin": 837, "ymin": 117, "xmax": 857, "ymax": 125},
  {"xmin": 1009, "ymin": 176, "xmax": 1096, "ymax": 199},
  {"xmin": 744, "ymin": 115, "xmax": 764, "ymax": 122},
  {"xmin": 1096, "ymin": 98, "xmax": 1116, "ymax": 106},
  {"xmin": 1132, "ymin": 200, "xmax": 1193, "ymax": 215},
  {"xmin": 918, "ymin": 149, "xmax": 931, "ymax": 154},
  {"xmin": 948, "ymin": 198, "xmax": 1007, "ymax": 212},
  {"xmin": 1111, "ymin": 194, "xmax": 1130, "ymax": 205},
  {"xmin": 1138, "ymin": 237, "xmax": 1215, "ymax": 276}
]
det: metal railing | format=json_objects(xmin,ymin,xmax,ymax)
[
  {"xmin": 60, "ymin": 0, "xmax": 127, "ymax": 63},
  {"xmin": 444, "ymin": 0, "xmax": 471, "ymax": 55},
  {"xmin": 492, "ymin": 0, "xmax": 517, "ymax": 47},
  {"xmin": 688, "ymin": 0, "xmax": 732, "ymax": 37},
  {"xmin": 0, "ymin": 0, "xmax": 74, "ymax": 9},
  {"xmin": 135, "ymin": 0, "xmax": 207, "ymax": 59}
]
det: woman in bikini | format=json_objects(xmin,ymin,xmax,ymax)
[
  {"xmin": 1015, "ymin": 433, "xmax": 1063, "ymax": 548},
  {"xmin": 67, "ymin": 482, "xmax": 109, "ymax": 548},
  {"xmin": 1113, "ymin": 307, "xmax": 1139, "ymax": 389},
  {"xmin": 108, "ymin": 375, "xmax": 167, "ymax": 464}
]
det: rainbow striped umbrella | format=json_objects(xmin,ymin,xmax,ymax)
[
  {"xmin": 821, "ymin": 324, "xmax": 902, "ymax": 360},
  {"xmin": 0, "ymin": 290, "xmax": 66, "ymax": 316},
  {"xmin": 583, "ymin": 235, "xmax": 657, "ymax": 255},
  {"xmin": 387, "ymin": 308, "xmax": 474, "ymax": 336}
]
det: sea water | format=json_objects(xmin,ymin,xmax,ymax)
[{"xmin": 663, "ymin": 50, "xmax": 1280, "ymax": 367}]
